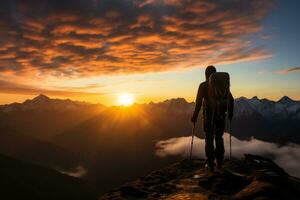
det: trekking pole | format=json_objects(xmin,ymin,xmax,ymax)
[
  {"xmin": 189, "ymin": 122, "xmax": 196, "ymax": 160},
  {"xmin": 229, "ymin": 120, "xmax": 232, "ymax": 160}
]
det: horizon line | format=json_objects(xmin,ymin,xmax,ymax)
[{"xmin": 0, "ymin": 94, "xmax": 298, "ymax": 107}]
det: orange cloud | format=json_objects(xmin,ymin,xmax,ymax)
[
  {"xmin": 277, "ymin": 67, "xmax": 300, "ymax": 74},
  {"xmin": 0, "ymin": 80, "xmax": 103, "ymax": 97},
  {"xmin": 0, "ymin": 0, "xmax": 274, "ymax": 78}
]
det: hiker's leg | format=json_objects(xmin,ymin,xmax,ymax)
[
  {"xmin": 205, "ymin": 129, "xmax": 214, "ymax": 169},
  {"xmin": 215, "ymin": 116, "xmax": 225, "ymax": 167},
  {"xmin": 203, "ymin": 110, "xmax": 215, "ymax": 170},
  {"xmin": 204, "ymin": 119, "xmax": 214, "ymax": 169}
]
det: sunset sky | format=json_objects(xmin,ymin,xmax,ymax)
[{"xmin": 0, "ymin": 0, "xmax": 299, "ymax": 105}]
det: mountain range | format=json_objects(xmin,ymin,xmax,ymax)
[
  {"xmin": 235, "ymin": 96, "xmax": 300, "ymax": 119},
  {"xmin": 233, "ymin": 96, "xmax": 300, "ymax": 143},
  {"xmin": 0, "ymin": 94, "xmax": 299, "ymax": 194}
]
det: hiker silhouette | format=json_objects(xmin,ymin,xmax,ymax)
[{"xmin": 191, "ymin": 65, "xmax": 234, "ymax": 172}]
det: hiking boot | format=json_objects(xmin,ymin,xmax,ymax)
[
  {"xmin": 216, "ymin": 160, "xmax": 223, "ymax": 170},
  {"xmin": 205, "ymin": 163, "xmax": 214, "ymax": 172}
]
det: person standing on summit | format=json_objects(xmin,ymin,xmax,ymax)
[{"xmin": 191, "ymin": 65, "xmax": 234, "ymax": 172}]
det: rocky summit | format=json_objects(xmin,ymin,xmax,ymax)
[{"xmin": 99, "ymin": 154, "xmax": 300, "ymax": 200}]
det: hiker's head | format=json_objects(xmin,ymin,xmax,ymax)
[{"xmin": 205, "ymin": 65, "xmax": 216, "ymax": 80}]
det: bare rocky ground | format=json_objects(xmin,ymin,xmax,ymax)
[{"xmin": 99, "ymin": 154, "xmax": 300, "ymax": 200}]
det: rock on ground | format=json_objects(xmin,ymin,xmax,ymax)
[{"xmin": 99, "ymin": 154, "xmax": 300, "ymax": 200}]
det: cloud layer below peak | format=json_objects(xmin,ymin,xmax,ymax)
[
  {"xmin": 155, "ymin": 133, "xmax": 300, "ymax": 178},
  {"xmin": 0, "ymin": 0, "xmax": 273, "ymax": 77}
]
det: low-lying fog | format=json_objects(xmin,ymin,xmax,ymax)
[{"xmin": 155, "ymin": 133, "xmax": 300, "ymax": 177}]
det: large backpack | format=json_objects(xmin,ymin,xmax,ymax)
[{"xmin": 207, "ymin": 72, "xmax": 230, "ymax": 117}]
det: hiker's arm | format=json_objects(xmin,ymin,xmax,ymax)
[
  {"xmin": 228, "ymin": 92, "xmax": 234, "ymax": 121},
  {"xmin": 191, "ymin": 84, "xmax": 203, "ymax": 123}
]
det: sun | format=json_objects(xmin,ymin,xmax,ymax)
[{"xmin": 117, "ymin": 93, "xmax": 135, "ymax": 106}]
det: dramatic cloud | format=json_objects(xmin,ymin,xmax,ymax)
[
  {"xmin": 155, "ymin": 133, "xmax": 300, "ymax": 178},
  {"xmin": 0, "ymin": 79, "xmax": 102, "ymax": 97},
  {"xmin": 277, "ymin": 67, "xmax": 300, "ymax": 74},
  {"xmin": 0, "ymin": 0, "xmax": 273, "ymax": 78}
]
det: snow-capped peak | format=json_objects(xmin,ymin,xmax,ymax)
[
  {"xmin": 249, "ymin": 96, "xmax": 261, "ymax": 105},
  {"xmin": 278, "ymin": 96, "xmax": 294, "ymax": 104}
]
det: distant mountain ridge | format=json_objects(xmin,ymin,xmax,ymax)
[
  {"xmin": 147, "ymin": 96, "xmax": 300, "ymax": 144},
  {"xmin": 0, "ymin": 94, "xmax": 106, "ymax": 175},
  {"xmin": 0, "ymin": 94, "xmax": 299, "ymax": 196},
  {"xmin": 1, "ymin": 94, "xmax": 299, "ymax": 116},
  {"xmin": 156, "ymin": 95, "xmax": 300, "ymax": 117},
  {"xmin": 0, "ymin": 94, "xmax": 101, "ymax": 113},
  {"xmin": 1, "ymin": 94, "xmax": 300, "ymax": 142},
  {"xmin": 235, "ymin": 96, "xmax": 300, "ymax": 119},
  {"xmin": 0, "ymin": 94, "xmax": 105, "ymax": 140}
]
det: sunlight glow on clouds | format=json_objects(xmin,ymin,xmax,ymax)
[
  {"xmin": 277, "ymin": 67, "xmax": 300, "ymax": 74},
  {"xmin": 0, "ymin": 0, "xmax": 273, "ymax": 78},
  {"xmin": 155, "ymin": 133, "xmax": 300, "ymax": 177}
]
